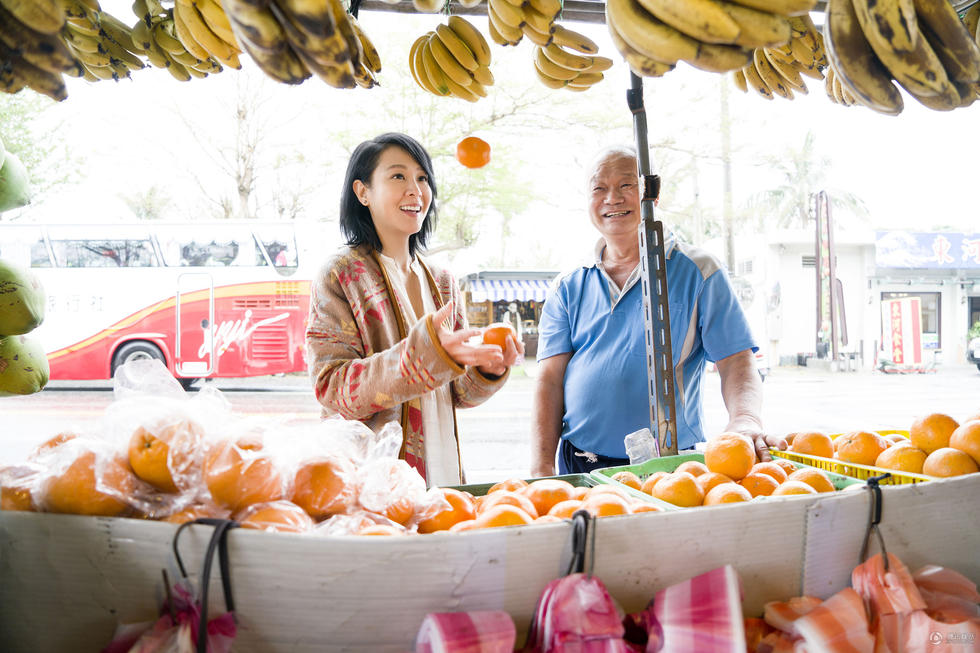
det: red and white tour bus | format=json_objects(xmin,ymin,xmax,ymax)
[{"xmin": 0, "ymin": 222, "xmax": 325, "ymax": 388}]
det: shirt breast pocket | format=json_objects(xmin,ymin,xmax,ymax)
[{"xmin": 627, "ymin": 302, "xmax": 688, "ymax": 363}]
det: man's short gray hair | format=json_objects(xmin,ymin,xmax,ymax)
[{"xmin": 587, "ymin": 146, "xmax": 637, "ymax": 185}]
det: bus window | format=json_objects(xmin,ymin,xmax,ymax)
[
  {"xmin": 0, "ymin": 227, "xmax": 50, "ymax": 267},
  {"xmin": 158, "ymin": 227, "xmax": 267, "ymax": 267},
  {"xmin": 255, "ymin": 226, "xmax": 298, "ymax": 270},
  {"xmin": 51, "ymin": 239, "xmax": 156, "ymax": 267}
]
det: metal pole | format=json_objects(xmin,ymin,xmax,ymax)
[{"xmin": 628, "ymin": 72, "xmax": 678, "ymax": 456}]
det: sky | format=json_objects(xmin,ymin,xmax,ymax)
[{"xmin": 7, "ymin": 7, "xmax": 980, "ymax": 276}]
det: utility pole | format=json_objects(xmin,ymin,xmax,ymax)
[{"xmin": 720, "ymin": 76, "xmax": 735, "ymax": 272}]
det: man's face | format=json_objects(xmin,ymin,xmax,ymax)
[{"xmin": 588, "ymin": 156, "xmax": 641, "ymax": 241}]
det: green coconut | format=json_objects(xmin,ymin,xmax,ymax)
[
  {"xmin": 0, "ymin": 151, "xmax": 32, "ymax": 213},
  {"xmin": 0, "ymin": 258, "xmax": 46, "ymax": 335},
  {"xmin": 0, "ymin": 335, "xmax": 49, "ymax": 396}
]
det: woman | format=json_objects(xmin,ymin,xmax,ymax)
[{"xmin": 306, "ymin": 133, "xmax": 522, "ymax": 486}]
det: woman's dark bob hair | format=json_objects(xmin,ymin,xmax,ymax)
[{"xmin": 339, "ymin": 132, "xmax": 438, "ymax": 259}]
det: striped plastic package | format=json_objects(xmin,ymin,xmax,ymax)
[{"xmin": 414, "ymin": 611, "xmax": 516, "ymax": 653}]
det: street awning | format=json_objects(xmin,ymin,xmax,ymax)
[{"xmin": 466, "ymin": 278, "xmax": 552, "ymax": 303}]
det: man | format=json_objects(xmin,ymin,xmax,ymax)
[
  {"xmin": 501, "ymin": 302, "xmax": 524, "ymax": 341},
  {"xmin": 530, "ymin": 147, "xmax": 785, "ymax": 476}
]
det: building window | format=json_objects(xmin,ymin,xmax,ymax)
[{"xmin": 882, "ymin": 291, "xmax": 941, "ymax": 349}]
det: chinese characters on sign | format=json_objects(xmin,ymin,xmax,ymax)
[
  {"xmin": 875, "ymin": 231, "xmax": 980, "ymax": 269},
  {"xmin": 880, "ymin": 297, "xmax": 922, "ymax": 367}
]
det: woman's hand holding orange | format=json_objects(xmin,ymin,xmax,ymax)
[{"xmin": 431, "ymin": 302, "xmax": 505, "ymax": 373}]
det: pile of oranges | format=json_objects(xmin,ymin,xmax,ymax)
[
  {"xmin": 789, "ymin": 410, "xmax": 980, "ymax": 478},
  {"xmin": 611, "ymin": 432, "xmax": 842, "ymax": 509}
]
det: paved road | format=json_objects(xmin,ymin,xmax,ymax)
[{"xmin": 3, "ymin": 363, "xmax": 978, "ymax": 484}]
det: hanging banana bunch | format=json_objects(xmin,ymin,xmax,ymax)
[
  {"xmin": 0, "ymin": 0, "xmax": 76, "ymax": 100},
  {"xmin": 531, "ymin": 27, "xmax": 613, "ymax": 92},
  {"xmin": 487, "ymin": 0, "xmax": 563, "ymax": 48},
  {"xmin": 131, "ymin": 0, "xmax": 225, "ymax": 81},
  {"xmin": 409, "ymin": 16, "xmax": 493, "ymax": 102}
]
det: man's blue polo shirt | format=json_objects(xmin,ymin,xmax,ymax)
[{"xmin": 537, "ymin": 238, "xmax": 757, "ymax": 457}]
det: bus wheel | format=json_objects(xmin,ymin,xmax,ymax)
[
  {"xmin": 112, "ymin": 341, "xmax": 165, "ymax": 376},
  {"xmin": 178, "ymin": 377, "xmax": 198, "ymax": 391}
]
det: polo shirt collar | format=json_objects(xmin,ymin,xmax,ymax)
[{"xmin": 591, "ymin": 232, "xmax": 678, "ymax": 307}]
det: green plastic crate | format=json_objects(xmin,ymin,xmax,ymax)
[{"xmin": 592, "ymin": 453, "xmax": 863, "ymax": 508}]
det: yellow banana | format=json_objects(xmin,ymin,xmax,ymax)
[
  {"xmin": 686, "ymin": 42, "xmax": 753, "ymax": 73},
  {"xmin": 0, "ymin": 5, "xmax": 77, "ymax": 74},
  {"xmin": 61, "ymin": 27, "xmax": 101, "ymax": 54},
  {"xmin": 569, "ymin": 70, "xmax": 603, "ymax": 86},
  {"xmin": 472, "ymin": 64, "xmax": 494, "ymax": 86},
  {"xmin": 587, "ymin": 56, "xmax": 614, "ymax": 72},
  {"xmin": 753, "ymin": 47, "xmax": 792, "ymax": 98},
  {"xmin": 522, "ymin": 22, "xmax": 553, "ymax": 47},
  {"xmin": 824, "ymin": 0, "xmax": 903, "ymax": 115},
  {"xmin": 448, "ymin": 15, "xmax": 491, "ymax": 67},
  {"xmin": 323, "ymin": 0, "xmax": 363, "ymax": 81},
  {"xmin": 528, "ymin": 0, "xmax": 561, "ymax": 18},
  {"xmin": 488, "ymin": 2, "xmax": 523, "ymax": 45},
  {"xmin": 487, "ymin": 18, "xmax": 509, "ymax": 47},
  {"xmin": 420, "ymin": 37, "xmax": 451, "ymax": 95},
  {"xmin": 435, "ymin": 23, "xmax": 477, "ymax": 71},
  {"xmin": 177, "ymin": 0, "xmax": 236, "ymax": 62},
  {"xmin": 763, "ymin": 47, "xmax": 806, "ymax": 93},
  {"xmin": 238, "ymin": 36, "xmax": 311, "ymax": 84},
  {"xmin": 130, "ymin": 18, "xmax": 153, "ymax": 52},
  {"xmin": 292, "ymin": 43, "xmax": 357, "ymax": 89},
  {"xmin": 742, "ymin": 59, "xmax": 773, "ymax": 99},
  {"xmin": 97, "ymin": 12, "xmax": 141, "ymax": 53},
  {"xmin": 719, "ymin": 0, "xmax": 816, "ymax": 15},
  {"xmin": 468, "ymin": 79, "xmax": 488, "ymax": 96},
  {"xmin": 428, "ymin": 32, "xmax": 473, "ymax": 86},
  {"xmin": 605, "ymin": 0, "xmax": 698, "ymax": 65},
  {"xmin": 718, "ymin": 2, "xmax": 792, "ymax": 49},
  {"xmin": 101, "ymin": 33, "xmax": 146, "ymax": 69},
  {"xmin": 541, "ymin": 42, "xmax": 592, "ymax": 71},
  {"xmin": 963, "ymin": 3, "xmax": 980, "ymax": 43},
  {"xmin": 849, "ymin": 0, "xmax": 918, "ymax": 54},
  {"xmin": 408, "ymin": 33, "xmax": 437, "ymax": 94},
  {"xmin": 81, "ymin": 61, "xmax": 114, "ymax": 80},
  {"xmin": 173, "ymin": 3, "xmax": 211, "ymax": 60},
  {"xmin": 152, "ymin": 20, "xmax": 185, "ymax": 55},
  {"xmin": 634, "ymin": 0, "xmax": 740, "ymax": 45},
  {"xmin": 0, "ymin": 0, "xmax": 64, "ymax": 35},
  {"xmin": 607, "ymin": 11, "xmax": 676, "ymax": 76},
  {"xmin": 788, "ymin": 31, "xmax": 816, "ymax": 68},
  {"xmin": 910, "ymin": 0, "xmax": 980, "ymax": 83},
  {"xmin": 488, "ymin": 0, "xmax": 524, "ymax": 30},
  {"xmin": 533, "ymin": 58, "xmax": 570, "ymax": 88},
  {"xmin": 533, "ymin": 46, "xmax": 580, "ymax": 80},
  {"xmin": 221, "ymin": 0, "xmax": 285, "ymax": 54},
  {"xmin": 552, "ymin": 24, "xmax": 598, "ymax": 54},
  {"xmin": 195, "ymin": 0, "xmax": 237, "ymax": 47},
  {"xmin": 350, "ymin": 15, "xmax": 381, "ymax": 73},
  {"xmin": 412, "ymin": 0, "xmax": 443, "ymax": 12},
  {"xmin": 521, "ymin": 5, "xmax": 555, "ymax": 36},
  {"xmin": 1, "ymin": 49, "xmax": 68, "ymax": 99},
  {"xmin": 732, "ymin": 68, "xmax": 748, "ymax": 92},
  {"xmin": 442, "ymin": 69, "xmax": 480, "ymax": 102}
]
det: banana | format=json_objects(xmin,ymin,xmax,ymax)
[
  {"xmin": 292, "ymin": 42, "xmax": 357, "ymax": 88},
  {"xmin": 533, "ymin": 46, "xmax": 580, "ymax": 80},
  {"xmin": 489, "ymin": 0, "xmax": 525, "ymax": 30},
  {"xmin": 408, "ymin": 33, "xmax": 437, "ymax": 94},
  {"xmin": 81, "ymin": 61, "xmax": 114, "ymax": 80},
  {"xmin": 723, "ymin": 0, "xmax": 816, "ymax": 16},
  {"xmin": 101, "ymin": 32, "xmax": 146, "ymax": 69},
  {"xmin": 412, "ymin": 0, "xmax": 443, "ymax": 12},
  {"xmin": 239, "ymin": 36, "xmax": 311, "ymax": 84},
  {"xmin": 164, "ymin": 56, "xmax": 193, "ymax": 81},
  {"xmin": 964, "ymin": 3, "xmax": 980, "ymax": 43},
  {"xmin": 468, "ymin": 79, "xmax": 488, "ymax": 96},
  {"xmin": 823, "ymin": 64, "xmax": 839, "ymax": 103},
  {"xmin": 742, "ymin": 58, "xmax": 773, "ymax": 98},
  {"xmin": 788, "ymin": 30, "xmax": 816, "ymax": 68},
  {"xmin": 824, "ymin": 0, "xmax": 903, "ymax": 115},
  {"xmin": 169, "ymin": 47, "xmax": 201, "ymax": 66},
  {"xmin": 718, "ymin": 2, "xmax": 791, "ymax": 49},
  {"xmin": 522, "ymin": 22, "xmax": 554, "ymax": 47},
  {"xmin": 522, "ymin": 5, "xmax": 555, "ymax": 36},
  {"xmin": 98, "ymin": 12, "xmax": 140, "ymax": 53},
  {"xmin": 221, "ymin": 0, "xmax": 285, "ymax": 54},
  {"xmin": 0, "ymin": 0, "xmax": 64, "ymax": 35},
  {"xmin": 447, "ymin": 16, "xmax": 490, "ymax": 67},
  {"xmin": 177, "ymin": 0, "xmax": 236, "ymax": 63},
  {"xmin": 323, "ymin": 0, "xmax": 363, "ymax": 80},
  {"xmin": 350, "ymin": 15, "xmax": 381, "ymax": 73},
  {"xmin": 428, "ymin": 32, "xmax": 473, "ymax": 86},
  {"xmin": 270, "ymin": 0, "xmax": 354, "ymax": 88},
  {"xmin": 434, "ymin": 23, "xmax": 477, "ymax": 71},
  {"xmin": 752, "ymin": 47, "xmax": 792, "ymax": 97},
  {"xmin": 732, "ymin": 68, "xmax": 748, "ymax": 91},
  {"xmin": 61, "ymin": 26, "xmax": 101, "ymax": 54},
  {"xmin": 0, "ymin": 5, "xmax": 78, "ymax": 74},
  {"xmin": 569, "ymin": 70, "xmax": 603, "ymax": 85},
  {"xmin": 763, "ymin": 47, "xmax": 806, "ymax": 92},
  {"xmin": 420, "ymin": 37, "xmax": 451, "ymax": 95},
  {"xmin": 488, "ymin": 2, "xmax": 523, "ymax": 45},
  {"xmin": 195, "ymin": 0, "xmax": 237, "ymax": 47},
  {"xmin": 441, "ymin": 68, "xmax": 480, "ymax": 101},
  {"xmin": 634, "ymin": 0, "xmax": 740, "ymax": 45},
  {"xmin": 687, "ymin": 42, "xmax": 753, "ymax": 72},
  {"xmin": 911, "ymin": 0, "xmax": 980, "ymax": 83},
  {"xmin": 0, "ymin": 43, "xmax": 68, "ymax": 99},
  {"xmin": 184, "ymin": 63, "xmax": 208, "ymax": 78},
  {"xmin": 130, "ymin": 18, "xmax": 154, "ymax": 52},
  {"xmin": 533, "ymin": 57, "xmax": 570, "ymax": 88},
  {"xmin": 553, "ymin": 24, "xmax": 598, "ymax": 54},
  {"xmin": 152, "ymin": 20, "xmax": 185, "ymax": 54},
  {"xmin": 587, "ymin": 56, "xmax": 614, "ymax": 72},
  {"xmin": 472, "ymin": 64, "xmax": 494, "ymax": 85},
  {"xmin": 487, "ymin": 19, "xmax": 509, "ymax": 47},
  {"xmin": 851, "ymin": 0, "xmax": 954, "ymax": 99},
  {"xmin": 605, "ymin": 0, "xmax": 699, "ymax": 64},
  {"xmin": 528, "ymin": 0, "xmax": 561, "ymax": 19},
  {"xmin": 607, "ymin": 10, "xmax": 676, "ymax": 75},
  {"xmin": 542, "ymin": 42, "xmax": 593, "ymax": 70},
  {"xmin": 173, "ymin": 2, "xmax": 211, "ymax": 59}
]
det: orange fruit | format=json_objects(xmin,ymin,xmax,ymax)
[
  {"xmin": 922, "ymin": 447, "xmax": 980, "ymax": 477},
  {"xmin": 547, "ymin": 499, "xmax": 585, "ymax": 519},
  {"xmin": 585, "ymin": 484, "xmax": 631, "ymax": 500},
  {"xmin": 417, "ymin": 488, "xmax": 476, "ymax": 533},
  {"xmin": 874, "ymin": 444, "xmax": 927, "ymax": 474},
  {"xmin": 674, "ymin": 460, "xmax": 710, "ymax": 477},
  {"xmin": 534, "ymin": 514, "xmax": 565, "ymax": 524},
  {"xmin": 910, "ymin": 413, "xmax": 959, "ymax": 454},
  {"xmin": 479, "ymin": 490, "xmax": 538, "ymax": 518},
  {"xmin": 772, "ymin": 458, "xmax": 798, "ymax": 477},
  {"xmin": 449, "ymin": 519, "xmax": 480, "ymax": 532},
  {"xmin": 883, "ymin": 433, "xmax": 910, "ymax": 445},
  {"xmin": 487, "ymin": 478, "xmax": 528, "ymax": 494},
  {"xmin": 962, "ymin": 411, "xmax": 980, "ymax": 424},
  {"xmin": 948, "ymin": 420, "xmax": 980, "ymax": 467},
  {"xmin": 475, "ymin": 504, "xmax": 534, "ymax": 529},
  {"xmin": 581, "ymin": 493, "xmax": 632, "ymax": 517},
  {"xmin": 162, "ymin": 502, "xmax": 228, "ymax": 524},
  {"xmin": 202, "ymin": 438, "xmax": 283, "ymax": 513},
  {"xmin": 771, "ymin": 480, "xmax": 818, "ymax": 497},
  {"xmin": 835, "ymin": 431, "xmax": 889, "ymax": 466},
  {"xmin": 128, "ymin": 419, "xmax": 203, "ymax": 493},
  {"xmin": 238, "ymin": 500, "xmax": 314, "ymax": 533},
  {"xmin": 703, "ymin": 482, "xmax": 752, "ymax": 505},
  {"xmin": 739, "ymin": 472, "xmax": 780, "ymax": 498},
  {"xmin": 786, "ymin": 468, "xmax": 835, "ymax": 493},
  {"xmin": 482, "ymin": 323, "xmax": 516, "ymax": 350},
  {"xmin": 456, "ymin": 136, "xmax": 491, "ymax": 169},
  {"xmin": 43, "ymin": 450, "xmax": 135, "ymax": 516},
  {"xmin": 694, "ymin": 471, "xmax": 734, "ymax": 496},
  {"xmin": 1, "ymin": 465, "xmax": 38, "ymax": 512},
  {"xmin": 358, "ymin": 524, "xmax": 406, "ymax": 536},
  {"xmin": 704, "ymin": 432, "xmax": 757, "ymax": 481},
  {"xmin": 290, "ymin": 455, "xmax": 357, "ymax": 519},
  {"xmin": 640, "ymin": 471, "xmax": 670, "ymax": 495},
  {"xmin": 630, "ymin": 501, "xmax": 663, "ymax": 513},
  {"xmin": 651, "ymin": 473, "xmax": 704, "ymax": 508},
  {"xmin": 611, "ymin": 470, "xmax": 643, "ymax": 490},
  {"xmin": 523, "ymin": 479, "xmax": 575, "ymax": 515},
  {"xmin": 751, "ymin": 461, "xmax": 789, "ymax": 484},
  {"xmin": 27, "ymin": 432, "xmax": 78, "ymax": 460},
  {"xmin": 570, "ymin": 486, "xmax": 589, "ymax": 500},
  {"xmin": 383, "ymin": 496, "xmax": 416, "ymax": 525},
  {"xmin": 789, "ymin": 432, "xmax": 834, "ymax": 459}
]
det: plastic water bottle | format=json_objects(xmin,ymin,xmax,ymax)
[{"xmin": 624, "ymin": 428, "xmax": 659, "ymax": 465}]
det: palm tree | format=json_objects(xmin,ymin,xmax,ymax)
[{"xmin": 744, "ymin": 131, "xmax": 867, "ymax": 231}]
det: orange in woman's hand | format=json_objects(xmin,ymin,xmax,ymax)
[{"xmin": 482, "ymin": 322, "xmax": 516, "ymax": 349}]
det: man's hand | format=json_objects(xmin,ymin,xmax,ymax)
[{"xmin": 728, "ymin": 421, "xmax": 787, "ymax": 462}]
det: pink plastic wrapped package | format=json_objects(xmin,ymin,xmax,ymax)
[
  {"xmin": 792, "ymin": 588, "xmax": 874, "ymax": 653},
  {"xmin": 652, "ymin": 565, "xmax": 746, "ymax": 653},
  {"xmin": 523, "ymin": 572, "xmax": 629, "ymax": 653},
  {"xmin": 851, "ymin": 553, "xmax": 926, "ymax": 618},
  {"xmin": 415, "ymin": 611, "xmax": 516, "ymax": 653},
  {"xmin": 912, "ymin": 565, "xmax": 980, "ymax": 623},
  {"xmin": 762, "ymin": 596, "xmax": 822, "ymax": 636}
]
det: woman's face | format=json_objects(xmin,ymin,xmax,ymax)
[{"xmin": 354, "ymin": 145, "xmax": 432, "ymax": 247}]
